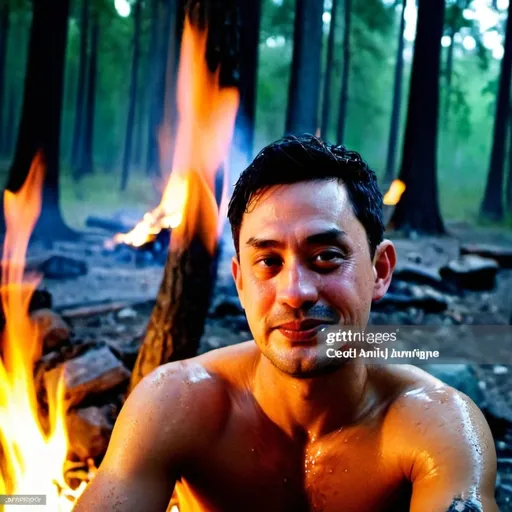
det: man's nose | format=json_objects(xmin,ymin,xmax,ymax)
[{"xmin": 276, "ymin": 263, "xmax": 318, "ymax": 309}]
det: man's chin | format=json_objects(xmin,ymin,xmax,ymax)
[{"xmin": 264, "ymin": 345, "xmax": 349, "ymax": 378}]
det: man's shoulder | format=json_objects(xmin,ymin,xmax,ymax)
[
  {"xmin": 133, "ymin": 342, "xmax": 258, "ymax": 433},
  {"xmin": 374, "ymin": 364, "xmax": 495, "ymax": 480},
  {"xmin": 375, "ymin": 363, "xmax": 484, "ymax": 426}
]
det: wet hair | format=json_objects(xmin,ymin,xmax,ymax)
[{"xmin": 227, "ymin": 134, "xmax": 384, "ymax": 260}]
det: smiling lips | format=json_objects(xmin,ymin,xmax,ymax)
[{"xmin": 276, "ymin": 320, "xmax": 326, "ymax": 342}]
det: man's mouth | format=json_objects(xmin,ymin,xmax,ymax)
[{"xmin": 275, "ymin": 320, "xmax": 327, "ymax": 342}]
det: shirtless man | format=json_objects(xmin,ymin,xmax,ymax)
[{"xmin": 74, "ymin": 135, "xmax": 498, "ymax": 511}]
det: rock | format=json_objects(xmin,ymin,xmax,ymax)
[
  {"xmin": 116, "ymin": 307, "xmax": 137, "ymax": 320},
  {"xmin": 460, "ymin": 243, "xmax": 512, "ymax": 269},
  {"xmin": 405, "ymin": 252, "xmax": 423, "ymax": 264},
  {"xmin": 34, "ymin": 255, "xmax": 88, "ymax": 279},
  {"xmin": 422, "ymin": 364, "xmax": 485, "ymax": 407},
  {"xmin": 373, "ymin": 288, "xmax": 449, "ymax": 313},
  {"xmin": 31, "ymin": 309, "xmax": 71, "ymax": 353},
  {"xmin": 67, "ymin": 404, "xmax": 118, "ymax": 460},
  {"xmin": 393, "ymin": 263, "xmax": 456, "ymax": 293},
  {"xmin": 44, "ymin": 345, "xmax": 130, "ymax": 407},
  {"xmin": 440, "ymin": 255, "xmax": 499, "ymax": 291}
]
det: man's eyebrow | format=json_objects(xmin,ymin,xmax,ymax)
[
  {"xmin": 305, "ymin": 228, "xmax": 347, "ymax": 245},
  {"xmin": 245, "ymin": 229, "xmax": 347, "ymax": 250}
]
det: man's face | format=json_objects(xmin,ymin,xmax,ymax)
[{"xmin": 231, "ymin": 180, "xmax": 391, "ymax": 377}]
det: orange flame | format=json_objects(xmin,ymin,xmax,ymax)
[
  {"xmin": 114, "ymin": 16, "xmax": 240, "ymax": 254},
  {"xmin": 0, "ymin": 154, "xmax": 91, "ymax": 511},
  {"xmin": 383, "ymin": 179, "xmax": 406, "ymax": 206}
]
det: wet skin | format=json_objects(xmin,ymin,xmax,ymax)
[{"xmin": 73, "ymin": 181, "xmax": 498, "ymax": 512}]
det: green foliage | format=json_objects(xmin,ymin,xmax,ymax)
[{"xmin": 2, "ymin": 0, "xmax": 512, "ymax": 226}]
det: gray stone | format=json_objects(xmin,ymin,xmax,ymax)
[{"xmin": 440, "ymin": 255, "xmax": 499, "ymax": 291}]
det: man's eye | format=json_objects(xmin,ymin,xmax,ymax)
[
  {"xmin": 314, "ymin": 250, "xmax": 344, "ymax": 263},
  {"xmin": 257, "ymin": 257, "xmax": 281, "ymax": 268}
]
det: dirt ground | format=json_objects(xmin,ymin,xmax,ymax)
[{"xmin": 26, "ymin": 220, "xmax": 512, "ymax": 509}]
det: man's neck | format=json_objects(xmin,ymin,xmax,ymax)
[{"xmin": 252, "ymin": 355, "xmax": 371, "ymax": 443}]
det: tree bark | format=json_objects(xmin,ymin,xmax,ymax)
[
  {"xmin": 480, "ymin": 1, "xmax": 512, "ymax": 221},
  {"xmin": 320, "ymin": 0, "xmax": 338, "ymax": 139},
  {"xmin": 129, "ymin": 0, "xmax": 239, "ymax": 391},
  {"xmin": 383, "ymin": 0, "xmax": 406, "ymax": 184},
  {"xmin": 336, "ymin": 0, "xmax": 351, "ymax": 145},
  {"xmin": 233, "ymin": 0, "xmax": 261, "ymax": 163},
  {"xmin": 1, "ymin": 0, "xmax": 75, "ymax": 241},
  {"xmin": 121, "ymin": 0, "xmax": 143, "ymax": 191},
  {"xmin": 3, "ymin": 87, "xmax": 17, "ymax": 156},
  {"xmin": 388, "ymin": 0, "xmax": 445, "ymax": 234},
  {"xmin": 129, "ymin": 236, "xmax": 218, "ymax": 391},
  {"xmin": 285, "ymin": 0, "xmax": 324, "ymax": 135},
  {"xmin": 145, "ymin": 0, "xmax": 176, "ymax": 177},
  {"xmin": 0, "ymin": 2, "xmax": 10, "ymax": 155},
  {"xmin": 71, "ymin": 0, "xmax": 89, "ymax": 171},
  {"xmin": 75, "ymin": 10, "xmax": 99, "ymax": 179},
  {"xmin": 442, "ymin": 25, "xmax": 455, "ymax": 127}
]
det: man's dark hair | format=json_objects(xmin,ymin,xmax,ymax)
[{"xmin": 227, "ymin": 134, "xmax": 385, "ymax": 259}]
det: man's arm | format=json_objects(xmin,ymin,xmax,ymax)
[
  {"xmin": 73, "ymin": 362, "xmax": 227, "ymax": 511},
  {"xmin": 404, "ymin": 387, "xmax": 498, "ymax": 512}
]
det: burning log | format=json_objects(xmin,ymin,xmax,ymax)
[
  {"xmin": 125, "ymin": 10, "xmax": 240, "ymax": 390},
  {"xmin": 130, "ymin": 236, "xmax": 218, "ymax": 389}
]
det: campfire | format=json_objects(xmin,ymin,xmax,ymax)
[
  {"xmin": 113, "ymin": 13, "xmax": 239, "ymax": 253},
  {"xmin": 0, "ymin": 153, "xmax": 96, "ymax": 510}
]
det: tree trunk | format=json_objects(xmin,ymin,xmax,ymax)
[
  {"xmin": 0, "ymin": 2, "xmax": 10, "ymax": 155},
  {"xmin": 3, "ymin": 88, "xmax": 17, "ymax": 156},
  {"xmin": 320, "ymin": 0, "xmax": 338, "ymax": 139},
  {"xmin": 132, "ymin": 71, "xmax": 147, "ymax": 168},
  {"xmin": 121, "ymin": 0, "xmax": 143, "ymax": 191},
  {"xmin": 1, "ymin": 0, "xmax": 75, "ymax": 241},
  {"xmin": 336, "ymin": 0, "xmax": 352, "ymax": 145},
  {"xmin": 144, "ymin": 0, "xmax": 160, "ymax": 175},
  {"xmin": 76, "ymin": 10, "xmax": 99, "ymax": 179},
  {"xmin": 388, "ymin": 0, "xmax": 445, "ymax": 234},
  {"xmin": 71, "ymin": 0, "xmax": 89, "ymax": 171},
  {"xmin": 145, "ymin": 0, "xmax": 175, "ymax": 177},
  {"xmin": 480, "ymin": 2, "xmax": 512, "ymax": 221},
  {"xmin": 130, "ymin": 0, "xmax": 239, "ymax": 390},
  {"xmin": 442, "ymin": 25, "xmax": 455, "ymax": 127},
  {"xmin": 129, "ymin": 237, "xmax": 218, "ymax": 390},
  {"xmin": 233, "ymin": 0, "xmax": 261, "ymax": 163},
  {"xmin": 383, "ymin": 0, "xmax": 406, "ymax": 184},
  {"xmin": 285, "ymin": 0, "xmax": 324, "ymax": 135}
]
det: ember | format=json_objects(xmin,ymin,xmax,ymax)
[
  {"xmin": 0, "ymin": 153, "xmax": 95, "ymax": 511},
  {"xmin": 383, "ymin": 179, "xmax": 406, "ymax": 206}
]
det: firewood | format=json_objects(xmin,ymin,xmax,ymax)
[{"xmin": 44, "ymin": 345, "xmax": 130, "ymax": 407}]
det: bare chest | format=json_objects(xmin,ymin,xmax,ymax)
[{"xmin": 175, "ymin": 420, "xmax": 409, "ymax": 512}]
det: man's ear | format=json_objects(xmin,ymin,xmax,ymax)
[
  {"xmin": 231, "ymin": 255, "xmax": 244, "ymax": 309},
  {"xmin": 372, "ymin": 240, "xmax": 397, "ymax": 301}
]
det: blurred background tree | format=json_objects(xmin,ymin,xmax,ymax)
[{"xmin": 0, "ymin": 0, "xmax": 511, "ymax": 236}]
